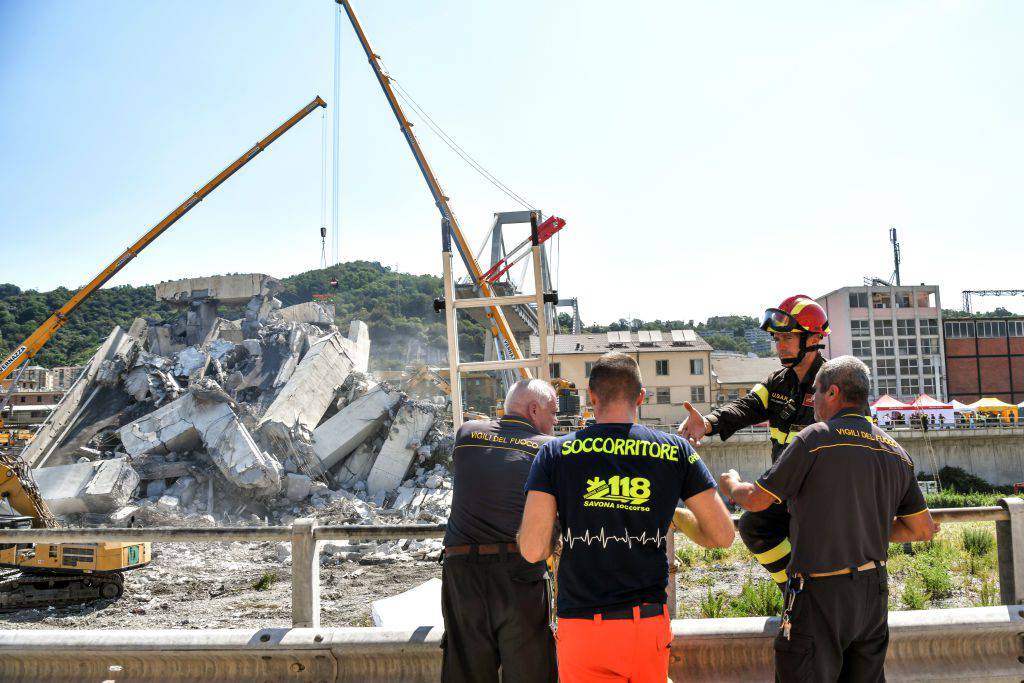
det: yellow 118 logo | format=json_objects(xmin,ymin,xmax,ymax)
[{"xmin": 584, "ymin": 475, "xmax": 651, "ymax": 505}]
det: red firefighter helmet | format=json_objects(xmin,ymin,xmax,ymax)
[{"xmin": 761, "ymin": 295, "xmax": 830, "ymax": 337}]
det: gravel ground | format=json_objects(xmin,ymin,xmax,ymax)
[
  {"xmin": 0, "ymin": 525, "xmax": 996, "ymax": 629},
  {"xmin": 0, "ymin": 541, "xmax": 442, "ymax": 630}
]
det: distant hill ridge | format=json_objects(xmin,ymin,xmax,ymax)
[{"xmin": 0, "ymin": 261, "xmax": 484, "ymax": 370}]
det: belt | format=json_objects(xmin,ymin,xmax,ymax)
[
  {"xmin": 800, "ymin": 560, "xmax": 886, "ymax": 579},
  {"xmin": 444, "ymin": 543, "xmax": 519, "ymax": 557},
  {"xmin": 569, "ymin": 603, "xmax": 666, "ymax": 621}
]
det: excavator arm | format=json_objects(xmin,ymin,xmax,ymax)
[{"xmin": 0, "ymin": 452, "xmax": 57, "ymax": 529}]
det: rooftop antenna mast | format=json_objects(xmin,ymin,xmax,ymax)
[{"xmin": 890, "ymin": 227, "xmax": 901, "ymax": 286}]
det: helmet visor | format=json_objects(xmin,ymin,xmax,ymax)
[{"xmin": 761, "ymin": 308, "xmax": 802, "ymax": 334}]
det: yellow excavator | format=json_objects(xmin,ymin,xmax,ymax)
[
  {"xmin": 495, "ymin": 378, "xmax": 593, "ymax": 431},
  {"xmin": 0, "ymin": 452, "xmax": 150, "ymax": 609},
  {"xmin": 0, "ymin": 97, "xmax": 327, "ymax": 609}
]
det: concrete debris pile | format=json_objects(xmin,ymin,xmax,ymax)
[{"xmin": 24, "ymin": 274, "xmax": 455, "ymax": 539}]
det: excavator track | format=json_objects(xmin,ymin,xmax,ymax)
[{"xmin": 0, "ymin": 569, "xmax": 123, "ymax": 611}]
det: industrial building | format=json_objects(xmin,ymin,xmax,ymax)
[{"xmin": 944, "ymin": 316, "xmax": 1024, "ymax": 404}]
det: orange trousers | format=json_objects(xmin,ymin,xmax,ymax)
[{"xmin": 556, "ymin": 606, "xmax": 672, "ymax": 682}]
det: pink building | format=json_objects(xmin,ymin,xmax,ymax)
[{"xmin": 816, "ymin": 285, "xmax": 946, "ymax": 401}]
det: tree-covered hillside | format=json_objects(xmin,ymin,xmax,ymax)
[{"xmin": 0, "ymin": 261, "xmax": 483, "ymax": 370}]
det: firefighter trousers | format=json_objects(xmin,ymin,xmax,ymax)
[{"xmin": 737, "ymin": 501, "xmax": 792, "ymax": 587}]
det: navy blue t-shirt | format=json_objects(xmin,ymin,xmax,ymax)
[{"xmin": 525, "ymin": 422, "xmax": 715, "ymax": 617}]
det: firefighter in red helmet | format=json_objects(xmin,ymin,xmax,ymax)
[{"xmin": 678, "ymin": 295, "xmax": 831, "ymax": 587}]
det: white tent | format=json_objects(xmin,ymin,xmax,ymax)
[
  {"xmin": 951, "ymin": 400, "xmax": 974, "ymax": 413},
  {"xmin": 870, "ymin": 395, "xmax": 912, "ymax": 426},
  {"xmin": 908, "ymin": 394, "xmax": 955, "ymax": 426}
]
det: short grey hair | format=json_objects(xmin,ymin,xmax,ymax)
[
  {"xmin": 504, "ymin": 379, "xmax": 557, "ymax": 416},
  {"xmin": 816, "ymin": 356, "xmax": 871, "ymax": 405}
]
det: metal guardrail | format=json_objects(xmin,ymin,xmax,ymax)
[
  {"xmin": 0, "ymin": 503, "xmax": 1021, "ymax": 627},
  {"xmin": 0, "ymin": 606, "xmax": 1020, "ymax": 682}
]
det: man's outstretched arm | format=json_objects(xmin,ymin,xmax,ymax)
[
  {"xmin": 718, "ymin": 469, "xmax": 776, "ymax": 512},
  {"xmin": 672, "ymin": 487, "xmax": 735, "ymax": 548},
  {"xmin": 518, "ymin": 491, "xmax": 557, "ymax": 563}
]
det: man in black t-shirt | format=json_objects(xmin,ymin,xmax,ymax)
[
  {"xmin": 721, "ymin": 356, "xmax": 938, "ymax": 682},
  {"xmin": 519, "ymin": 352, "xmax": 734, "ymax": 683},
  {"xmin": 441, "ymin": 379, "xmax": 559, "ymax": 683}
]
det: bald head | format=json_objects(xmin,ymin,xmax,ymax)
[{"xmin": 504, "ymin": 379, "xmax": 558, "ymax": 435}]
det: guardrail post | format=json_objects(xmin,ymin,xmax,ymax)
[
  {"xmin": 291, "ymin": 517, "xmax": 320, "ymax": 628},
  {"xmin": 996, "ymin": 497, "xmax": 1024, "ymax": 604}
]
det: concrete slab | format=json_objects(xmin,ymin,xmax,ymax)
[
  {"xmin": 21, "ymin": 327, "xmax": 137, "ymax": 467},
  {"xmin": 285, "ymin": 473, "xmax": 312, "ymax": 501},
  {"xmin": 312, "ymin": 386, "xmax": 403, "ymax": 474},
  {"xmin": 119, "ymin": 394, "xmax": 281, "ymax": 495},
  {"xmin": 331, "ymin": 441, "xmax": 380, "ymax": 489},
  {"xmin": 256, "ymin": 324, "xmax": 370, "ymax": 458},
  {"xmin": 34, "ymin": 458, "xmax": 140, "ymax": 515},
  {"xmin": 156, "ymin": 274, "xmax": 282, "ymax": 306},
  {"xmin": 366, "ymin": 404, "xmax": 436, "ymax": 496},
  {"xmin": 276, "ymin": 302, "xmax": 334, "ymax": 326}
]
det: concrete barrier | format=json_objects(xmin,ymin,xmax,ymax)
[
  {"xmin": 692, "ymin": 426, "xmax": 1024, "ymax": 488},
  {"xmin": 0, "ymin": 606, "xmax": 1020, "ymax": 682}
]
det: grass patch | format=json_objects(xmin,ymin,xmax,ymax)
[
  {"xmin": 703, "ymin": 547, "xmax": 728, "ymax": 562},
  {"xmin": 699, "ymin": 589, "xmax": 728, "ymax": 618},
  {"xmin": 978, "ymin": 576, "xmax": 998, "ymax": 607},
  {"xmin": 730, "ymin": 579, "xmax": 784, "ymax": 617},
  {"xmin": 901, "ymin": 578, "xmax": 929, "ymax": 610},
  {"xmin": 925, "ymin": 490, "xmax": 1003, "ymax": 508},
  {"xmin": 675, "ymin": 544, "xmax": 699, "ymax": 569},
  {"xmin": 918, "ymin": 562, "xmax": 953, "ymax": 597},
  {"xmin": 962, "ymin": 528, "xmax": 995, "ymax": 557},
  {"xmin": 252, "ymin": 572, "xmax": 278, "ymax": 591}
]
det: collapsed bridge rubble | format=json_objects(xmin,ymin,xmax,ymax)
[{"xmin": 19, "ymin": 274, "xmax": 457, "ymax": 561}]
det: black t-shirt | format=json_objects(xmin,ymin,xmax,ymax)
[
  {"xmin": 444, "ymin": 416, "xmax": 551, "ymax": 547},
  {"xmin": 525, "ymin": 422, "xmax": 715, "ymax": 617},
  {"xmin": 757, "ymin": 412, "xmax": 928, "ymax": 575}
]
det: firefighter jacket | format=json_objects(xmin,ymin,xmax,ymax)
[{"xmin": 706, "ymin": 354, "xmax": 825, "ymax": 462}]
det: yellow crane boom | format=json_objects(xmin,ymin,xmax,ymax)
[
  {"xmin": 0, "ymin": 96, "xmax": 327, "ymax": 388},
  {"xmin": 336, "ymin": 0, "xmax": 531, "ymax": 378}
]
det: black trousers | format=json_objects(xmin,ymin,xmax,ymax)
[
  {"xmin": 440, "ymin": 550, "xmax": 557, "ymax": 683},
  {"xmin": 738, "ymin": 502, "xmax": 792, "ymax": 587},
  {"xmin": 775, "ymin": 567, "xmax": 889, "ymax": 683}
]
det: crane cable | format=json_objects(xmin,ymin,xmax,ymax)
[
  {"xmin": 385, "ymin": 72, "xmax": 537, "ymax": 212},
  {"xmin": 319, "ymin": 109, "xmax": 329, "ymax": 270}
]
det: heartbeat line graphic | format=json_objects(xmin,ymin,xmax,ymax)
[{"xmin": 562, "ymin": 526, "xmax": 667, "ymax": 550}]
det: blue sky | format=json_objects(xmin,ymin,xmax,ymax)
[{"xmin": 2, "ymin": 1, "xmax": 1023, "ymax": 324}]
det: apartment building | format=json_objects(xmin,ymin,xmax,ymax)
[
  {"xmin": 530, "ymin": 330, "xmax": 713, "ymax": 425},
  {"xmin": 0, "ymin": 390, "xmax": 63, "ymax": 427},
  {"xmin": 944, "ymin": 317, "xmax": 1024, "ymax": 404},
  {"xmin": 711, "ymin": 353, "xmax": 779, "ymax": 405},
  {"xmin": 52, "ymin": 365, "xmax": 85, "ymax": 391},
  {"xmin": 817, "ymin": 285, "xmax": 945, "ymax": 401}
]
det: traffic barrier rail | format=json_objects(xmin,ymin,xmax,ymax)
[
  {"xmin": 0, "ymin": 502, "xmax": 1020, "ymax": 628},
  {"xmin": 0, "ymin": 606, "xmax": 1020, "ymax": 681}
]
